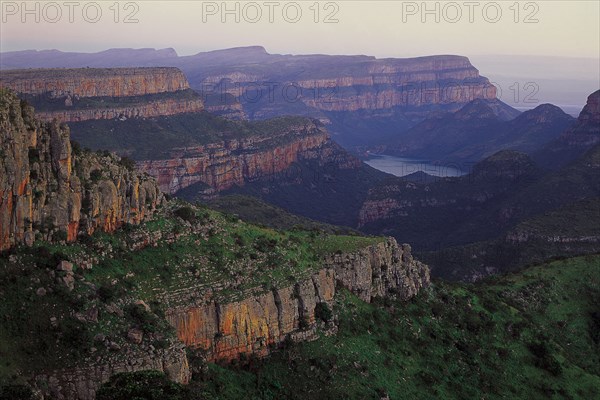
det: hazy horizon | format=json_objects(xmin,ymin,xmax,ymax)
[
  {"xmin": 1, "ymin": 1, "xmax": 598, "ymax": 58},
  {"xmin": 1, "ymin": 1, "xmax": 598, "ymax": 114}
]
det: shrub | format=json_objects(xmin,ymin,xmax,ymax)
[
  {"xmin": 98, "ymin": 285, "xmax": 119, "ymax": 302},
  {"xmin": 173, "ymin": 206, "xmax": 196, "ymax": 223},
  {"xmin": 90, "ymin": 169, "xmax": 103, "ymax": 183},
  {"xmin": 528, "ymin": 341, "xmax": 563, "ymax": 376},
  {"xmin": 125, "ymin": 303, "xmax": 160, "ymax": 333},
  {"xmin": 71, "ymin": 140, "xmax": 82, "ymax": 156},
  {"xmin": 119, "ymin": 156, "xmax": 136, "ymax": 172},
  {"xmin": 96, "ymin": 371, "xmax": 191, "ymax": 400},
  {"xmin": 315, "ymin": 302, "xmax": 333, "ymax": 323}
]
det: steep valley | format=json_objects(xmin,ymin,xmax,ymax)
[
  {"xmin": 0, "ymin": 88, "xmax": 429, "ymax": 400},
  {"xmin": 0, "ymin": 53, "xmax": 599, "ymax": 400}
]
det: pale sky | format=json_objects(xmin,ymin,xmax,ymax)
[{"xmin": 1, "ymin": 0, "xmax": 599, "ymax": 60}]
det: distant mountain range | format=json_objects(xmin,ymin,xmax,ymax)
[
  {"xmin": 386, "ymin": 98, "xmax": 575, "ymax": 163},
  {"xmin": 359, "ymin": 91, "xmax": 600, "ymax": 279},
  {"xmin": 1, "ymin": 46, "xmax": 502, "ymax": 149}
]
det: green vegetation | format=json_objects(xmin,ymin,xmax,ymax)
[
  {"xmin": 205, "ymin": 195, "xmax": 360, "ymax": 235},
  {"xmin": 96, "ymin": 371, "xmax": 191, "ymax": 400},
  {"xmin": 187, "ymin": 255, "xmax": 600, "ymax": 399},
  {"xmin": 69, "ymin": 111, "xmax": 319, "ymax": 160},
  {"xmin": 0, "ymin": 201, "xmax": 383, "ymax": 388},
  {"xmin": 21, "ymin": 89, "xmax": 200, "ymax": 113}
]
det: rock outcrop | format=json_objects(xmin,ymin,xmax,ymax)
[
  {"xmin": 557, "ymin": 90, "xmax": 600, "ymax": 146},
  {"xmin": 34, "ymin": 97, "xmax": 204, "ymax": 123},
  {"xmin": 192, "ymin": 54, "xmax": 496, "ymax": 114},
  {"xmin": 0, "ymin": 89, "xmax": 161, "ymax": 251},
  {"xmin": 0, "ymin": 68, "xmax": 204, "ymax": 122},
  {"xmin": 166, "ymin": 238, "xmax": 430, "ymax": 362},
  {"xmin": 137, "ymin": 120, "xmax": 357, "ymax": 194},
  {"xmin": 535, "ymin": 90, "xmax": 600, "ymax": 168},
  {"xmin": 34, "ymin": 344, "xmax": 190, "ymax": 400},
  {"xmin": 0, "ymin": 67, "xmax": 190, "ymax": 98}
]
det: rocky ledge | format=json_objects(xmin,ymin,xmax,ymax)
[{"xmin": 167, "ymin": 238, "xmax": 430, "ymax": 362}]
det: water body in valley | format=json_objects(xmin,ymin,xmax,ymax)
[{"xmin": 365, "ymin": 155, "xmax": 467, "ymax": 178}]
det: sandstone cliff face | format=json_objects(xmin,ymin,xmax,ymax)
[
  {"xmin": 34, "ymin": 97, "xmax": 204, "ymax": 123},
  {"xmin": 0, "ymin": 67, "xmax": 190, "ymax": 98},
  {"xmin": 137, "ymin": 121, "xmax": 346, "ymax": 194},
  {"xmin": 196, "ymin": 55, "xmax": 496, "ymax": 115},
  {"xmin": 0, "ymin": 68, "xmax": 204, "ymax": 123},
  {"xmin": 166, "ymin": 238, "xmax": 430, "ymax": 362},
  {"xmin": 0, "ymin": 89, "xmax": 161, "ymax": 251}
]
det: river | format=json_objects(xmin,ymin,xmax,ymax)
[{"xmin": 364, "ymin": 155, "xmax": 467, "ymax": 178}]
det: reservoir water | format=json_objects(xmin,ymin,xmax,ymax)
[{"xmin": 364, "ymin": 155, "xmax": 467, "ymax": 178}]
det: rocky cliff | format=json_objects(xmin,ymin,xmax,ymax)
[
  {"xmin": 190, "ymin": 53, "xmax": 496, "ymax": 114},
  {"xmin": 137, "ymin": 120, "xmax": 353, "ymax": 194},
  {"xmin": 535, "ymin": 90, "xmax": 600, "ymax": 168},
  {"xmin": 35, "ymin": 344, "xmax": 190, "ymax": 400},
  {"xmin": 0, "ymin": 68, "xmax": 204, "ymax": 122},
  {"xmin": 0, "ymin": 67, "xmax": 190, "ymax": 97},
  {"xmin": 166, "ymin": 238, "xmax": 429, "ymax": 362},
  {"xmin": 1, "ymin": 47, "xmax": 503, "ymax": 147},
  {"xmin": 34, "ymin": 97, "xmax": 204, "ymax": 123},
  {"xmin": 0, "ymin": 89, "xmax": 161, "ymax": 251}
]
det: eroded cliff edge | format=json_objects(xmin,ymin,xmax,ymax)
[
  {"xmin": 0, "ymin": 89, "xmax": 162, "ymax": 251},
  {"xmin": 166, "ymin": 238, "xmax": 429, "ymax": 362},
  {"xmin": 0, "ymin": 68, "xmax": 204, "ymax": 122},
  {"xmin": 1, "ymin": 90, "xmax": 429, "ymax": 400}
]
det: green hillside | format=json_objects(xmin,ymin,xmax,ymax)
[
  {"xmin": 182, "ymin": 255, "xmax": 600, "ymax": 399},
  {"xmin": 0, "ymin": 201, "xmax": 383, "ymax": 387}
]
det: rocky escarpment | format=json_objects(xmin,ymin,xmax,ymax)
[
  {"xmin": 166, "ymin": 238, "xmax": 429, "ymax": 362},
  {"xmin": 33, "ymin": 97, "xmax": 205, "ymax": 123},
  {"xmin": 35, "ymin": 344, "xmax": 190, "ymax": 400},
  {"xmin": 0, "ymin": 47, "xmax": 503, "ymax": 147},
  {"xmin": 0, "ymin": 89, "xmax": 161, "ymax": 251},
  {"xmin": 191, "ymin": 53, "xmax": 496, "ymax": 116},
  {"xmin": 0, "ymin": 68, "xmax": 204, "ymax": 122},
  {"xmin": 0, "ymin": 67, "xmax": 190, "ymax": 97},
  {"xmin": 138, "ymin": 120, "xmax": 358, "ymax": 194}
]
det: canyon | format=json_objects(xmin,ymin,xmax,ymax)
[
  {"xmin": 137, "ymin": 121, "xmax": 335, "ymax": 194},
  {"xmin": 0, "ymin": 47, "xmax": 504, "ymax": 147},
  {"xmin": 0, "ymin": 88, "xmax": 430, "ymax": 400}
]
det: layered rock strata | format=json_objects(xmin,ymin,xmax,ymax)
[
  {"xmin": 166, "ymin": 238, "xmax": 430, "ymax": 361},
  {"xmin": 0, "ymin": 89, "xmax": 161, "ymax": 251}
]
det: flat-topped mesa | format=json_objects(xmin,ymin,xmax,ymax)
[
  {"xmin": 0, "ymin": 67, "xmax": 190, "ymax": 97},
  {"xmin": 0, "ymin": 89, "xmax": 162, "ymax": 251},
  {"xmin": 199, "ymin": 54, "xmax": 496, "ymax": 113},
  {"xmin": 0, "ymin": 67, "xmax": 204, "ymax": 122},
  {"xmin": 166, "ymin": 238, "xmax": 430, "ymax": 362}
]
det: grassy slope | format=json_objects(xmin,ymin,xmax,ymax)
[
  {"xmin": 203, "ymin": 195, "xmax": 361, "ymax": 235},
  {"xmin": 190, "ymin": 255, "xmax": 600, "ymax": 400},
  {"xmin": 0, "ymin": 201, "xmax": 383, "ymax": 386}
]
